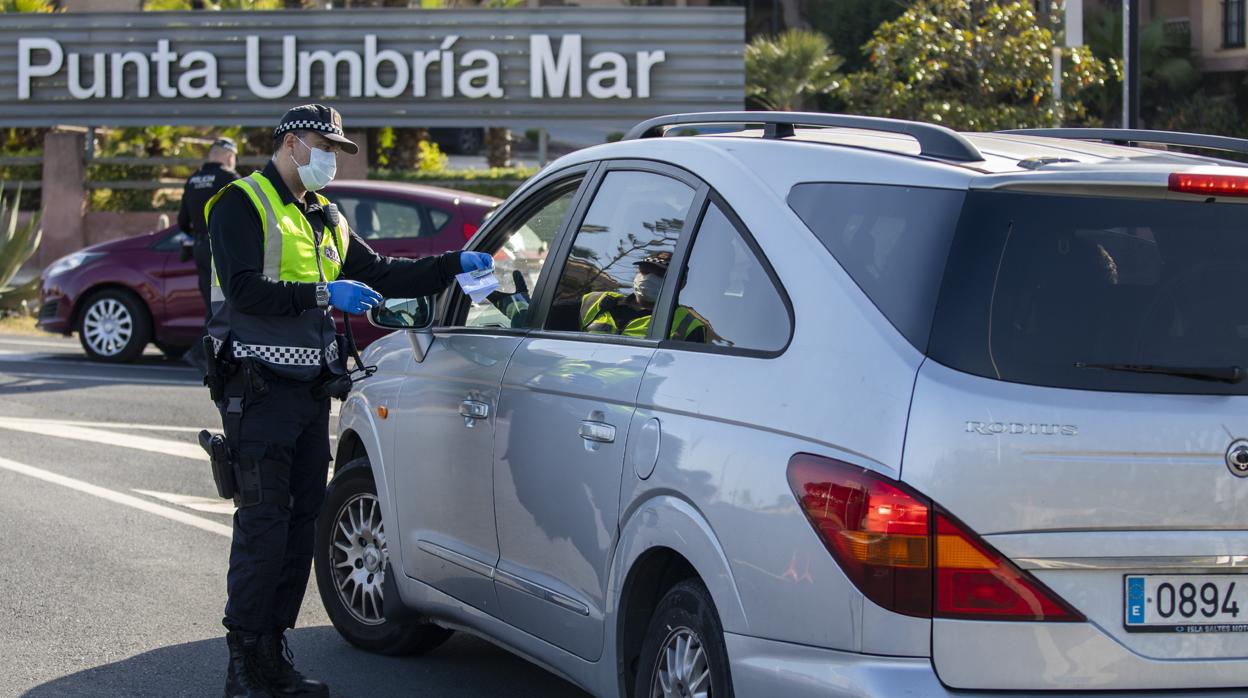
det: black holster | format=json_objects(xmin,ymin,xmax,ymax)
[{"xmin": 201, "ymin": 341, "xmax": 267, "ymax": 507}]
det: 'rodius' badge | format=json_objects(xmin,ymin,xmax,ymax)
[
  {"xmin": 1226, "ymin": 439, "xmax": 1248, "ymax": 478},
  {"xmin": 323, "ymin": 244, "xmax": 341, "ymax": 266}
]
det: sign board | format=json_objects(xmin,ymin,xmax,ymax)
[{"xmin": 0, "ymin": 8, "xmax": 743, "ymax": 128}]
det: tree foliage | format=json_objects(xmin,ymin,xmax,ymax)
[
  {"xmin": 745, "ymin": 29, "xmax": 845, "ymax": 111},
  {"xmin": 842, "ymin": 0, "xmax": 1115, "ymax": 130}
]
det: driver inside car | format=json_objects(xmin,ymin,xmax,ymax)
[{"xmin": 487, "ymin": 250, "xmax": 710, "ymax": 342}]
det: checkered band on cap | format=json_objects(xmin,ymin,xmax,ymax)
[
  {"xmin": 232, "ymin": 341, "xmax": 323, "ymax": 367},
  {"xmin": 274, "ymin": 119, "xmax": 345, "ymax": 139}
]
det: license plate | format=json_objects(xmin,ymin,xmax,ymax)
[{"xmin": 1124, "ymin": 574, "xmax": 1247, "ymax": 633}]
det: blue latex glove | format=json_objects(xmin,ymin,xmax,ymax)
[
  {"xmin": 459, "ymin": 251, "xmax": 494, "ymax": 273},
  {"xmin": 328, "ymin": 280, "xmax": 383, "ymax": 315}
]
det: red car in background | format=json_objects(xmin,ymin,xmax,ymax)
[{"xmin": 38, "ymin": 180, "xmax": 500, "ymax": 362}]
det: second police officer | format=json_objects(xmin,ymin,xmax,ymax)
[
  {"xmin": 204, "ymin": 104, "xmax": 493, "ymax": 698},
  {"xmin": 178, "ymin": 136, "xmax": 239, "ymax": 371}
]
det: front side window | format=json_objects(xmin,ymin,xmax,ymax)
[
  {"xmin": 330, "ymin": 194, "xmax": 429, "ymax": 240},
  {"xmin": 667, "ymin": 202, "xmax": 790, "ymax": 352},
  {"xmin": 544, "ymin": 170, "xmax": 696, "ymax": 337},
  {"xmin": 464, "ymin": 180, "xmax": 579, "ymax": 329}
]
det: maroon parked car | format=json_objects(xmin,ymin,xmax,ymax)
[{"xmin": 38, "ymin": 180, "xmax": 500, "ymax": 362}]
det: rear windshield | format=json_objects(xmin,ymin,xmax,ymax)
[{"xmin": 930, "ymin": 191, "xmax": 1248, "ymax": 395}]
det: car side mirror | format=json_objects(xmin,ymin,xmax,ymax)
[
  {"xmin": 178, "ymin": 238, "xmax": 194, "ymax": 264},
  {"xmin": 369, "ymin": 296, "xmax": 435, "ymax": 331}
]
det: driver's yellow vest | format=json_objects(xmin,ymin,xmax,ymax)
[
  {"xmin": 204, "ymin": 172, "xmax": 350, "ymax": 381},
  {"xmin": 579, "ymin": 291, "xmax": 706, "ymax": 340}
]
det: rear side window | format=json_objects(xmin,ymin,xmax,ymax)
[
  {"xmin": 787, "ymin": 183, "xmax": 965, "ymax": 350},
  {"xmin": 667, "ymin": 202, "xmax": 790, "ymax": 353},
  {"xmin": 930, "ymin": 191, "xmax": 1248, "ymax": 395}
]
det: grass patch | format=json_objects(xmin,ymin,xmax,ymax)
[{"xmin": 0, "ymin": 314, "xmax": 41, "ymax": 335}]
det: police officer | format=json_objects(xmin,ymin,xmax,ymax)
[
  {"xmin": 205, "ymin": 104, "xmax": 491, "ymax": 698},
  {"xmin": 179, "ymin": 137, "xmax": 240, "ymax": 323}
]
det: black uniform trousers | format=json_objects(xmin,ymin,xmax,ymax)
[
  {"xmin": 219, "ymin": 371, "xmax": 331, "ymax": 634},
  {"xmin": 193, "ymin": 235, "xmax": 213, "ymax": 325}
]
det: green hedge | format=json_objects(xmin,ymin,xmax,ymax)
[{"xmin": 370, "ymin": 166, "xmax": 539, "ymax": 199}]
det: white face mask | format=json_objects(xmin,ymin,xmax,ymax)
[
  {"xmin": 633, "ymin": 272, "xmax": 663, "ymax": 304},
  {"xmin": 291, "ymin": 136, "xmax": 337, "ymax": 192}
]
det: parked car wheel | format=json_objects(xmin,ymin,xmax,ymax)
[
  {"xmin": 78, "ymin": 289, "xmax": 151, "ymax": 363},
  {"xmin": 635, "ymin": 579, "xmax": 734, "ymax": 698},
  {"xmin": 314, "ymin": 459, "xmax": 453, "ymax": 656}
]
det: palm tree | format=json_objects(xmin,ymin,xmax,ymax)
[{"xmin": 745, "ymin": 29, "xmax": 845, "ymax": 112}]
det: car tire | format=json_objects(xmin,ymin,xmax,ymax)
[
  {"xmin": 77, "ymin": 289, "xmax": 151, "ymax": 363},
  {"xmin": 634, "ymin": 579, "xmax": 734, "ymax": 698},
  {"xmin": 314, "ymin": 459, "xmax": 453, "ymax": 656}
]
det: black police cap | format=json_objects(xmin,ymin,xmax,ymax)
[
  {"xmin": 211, "ymin": 137, "xmax": 237, "ymax": 153},
  {"xmin": 273, "ymin": 104, "xmax": 359, "ymax": 155}
]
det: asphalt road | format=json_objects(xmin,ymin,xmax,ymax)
[{"xmin": 0, "ymin": 331, "xmax": 589, "ymax": 698}]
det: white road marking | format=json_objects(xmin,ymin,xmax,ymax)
[
  {"xmin": 134, "ymin": 489, "xmax": 238, "ymax": 515},
  {"xmin": 0, "ymin": 337, "xmax": 77, "ymax": 349},
  {"xmin": 9, "ymin": 418, "xmax": 207, "ymax": 434},
  {"xmin": 0, "ymin": 416, "xmax": 206, "ymax": 461},
  {"xmin": 0, "ymin": 354, "xmax": 200, "ymax": 374},
  {"xmin": 0, "ymin": 370, "xmax": 198, "ymax": 387},
  {"xmin": 0, "ymin": 456, "xmax": 232, "ymax": 538}
]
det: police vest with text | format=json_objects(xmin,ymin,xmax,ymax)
[{"xmin": 205, "ymin": 172, "xmax": 350, "ymax": 381}]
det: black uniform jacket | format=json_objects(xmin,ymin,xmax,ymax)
[
  {"xmin": 178, "ymin": 162, "xmax": 240, "ymax": 240},
  {"xmin": 208, "ymin": 161, "xmax": 462, "ymax": 317}
]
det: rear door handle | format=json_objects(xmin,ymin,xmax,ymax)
[
  {"xmin": 460, "ymin": 400, "xmax": 489, "ymax": 427},
  {"xmin": 579, "ymin": 421, "xmax": 616, "ymax": 444}
]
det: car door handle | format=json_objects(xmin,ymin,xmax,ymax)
[
  {"xmin": 460, "ymin": 400, "xmax": 489, "ymax": 427},
  {"xmin": 579, "ymin": 421, "xmax": 616, "ymax": 444}
]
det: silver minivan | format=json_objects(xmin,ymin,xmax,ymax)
[{"xmin": 315, "ymin": 113, "xmax": 1248, "ymax": 697}]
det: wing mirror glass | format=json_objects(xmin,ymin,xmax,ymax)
[{"xmin": 369, "ymin": 296, "xmax": 435, "ymax": 331}]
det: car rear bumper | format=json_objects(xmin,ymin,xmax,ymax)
[
  {"xmin": 36, "ymin": 287, "xmax": 73, "ymax": 334},
  {"xmin": 724, "ymin": 633, "xmax": 1245, "ymax": 697}
]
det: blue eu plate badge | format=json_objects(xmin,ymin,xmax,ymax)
[{"xmin": 1126, "ymin": 576, "xmax": 1146, "ymax": 625}]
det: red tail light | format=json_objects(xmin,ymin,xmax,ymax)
[
  {"xmin": 934, "ymin": 512, "xmax": 1083, "ymax": 621},
  {"xmin": 787, "ymin": 454, "xmax": 1084, "ymax": 622},
  {"xmin": 1168, "ymin": 172, "xmax": 1248, "ymax": 197},
  {"xmin": 787, "ymin": 454, "xmax": 931, "ymax": 616},
  {"xmin": 463, "ymin": 221, "xmax": 479, "ymax": 240}
]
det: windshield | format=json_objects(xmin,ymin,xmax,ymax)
[{"xmin": 929, "ymin": 190, "xmax": 1248, "ymax": 395}]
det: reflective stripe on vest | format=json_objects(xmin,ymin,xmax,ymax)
[{"xmin": 579, "ymin": 291, "xmax": 703, "ymax": 340}]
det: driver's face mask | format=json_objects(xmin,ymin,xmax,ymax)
[{"xmin": 633, "ymin": 272, "xmax": 663, "ymax": 304}]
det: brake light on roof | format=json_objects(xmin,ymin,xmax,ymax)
[
  {"xmin": 787, "ymin": 454, "xmax": 1084, "ymax": 622},
  {"xmin": 1168, "ymin": 172, "xmax": 1248, "ymax": 197}
]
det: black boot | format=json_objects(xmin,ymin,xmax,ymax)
[
  {"xmin": 256, "ymin": 633, "xmax": 329, "ymax": 698},
  {"xmin": 225, "ymin": 631, "xmax": 275, "ymax": 698}
]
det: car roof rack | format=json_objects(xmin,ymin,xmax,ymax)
[
  {"xmin": 998, "ymin": 128, "xmax": 1248, "ymax": 157},
  {"xmin": 624, "ymin": 111, "xmax": 985, "ymax": 163}
]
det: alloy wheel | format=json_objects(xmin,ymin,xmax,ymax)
[
  {"xmin": 330, "ymin": 492, "xmax": 387, "ymax": 626},
  {"xmin": 650, "ymin": 627, "xmax": 712, "ymax": 698},
  {"xmin": 82, "ymin": 298, "xmax": 133, "ymax": 357}
]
